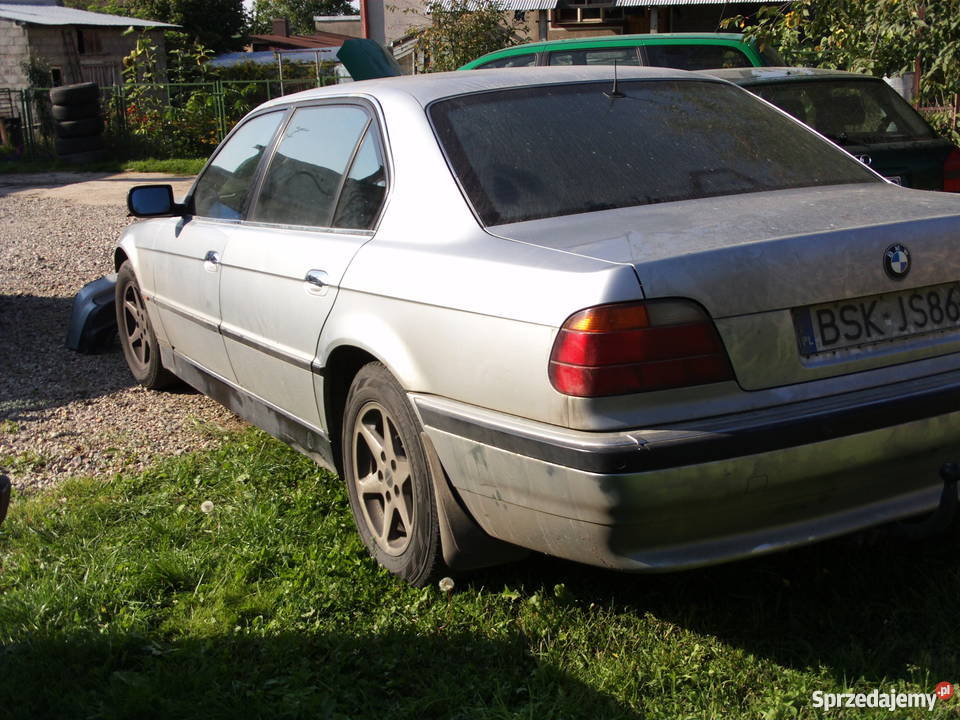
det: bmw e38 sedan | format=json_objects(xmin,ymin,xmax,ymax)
[{"xmin": 117, "ymin": 67, "xmax": 960, "ymax": 585}]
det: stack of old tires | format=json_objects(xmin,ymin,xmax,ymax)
[{"xmin": 49, "ymin": 82, "xmax": 105, "ymax": 164}]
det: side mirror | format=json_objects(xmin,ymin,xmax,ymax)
[{"xmin": 127, "ymin": 184, "xmax": 186, "ymax": 217}]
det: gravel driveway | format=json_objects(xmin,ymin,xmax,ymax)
[{"xmin": 0, "ymin": 173, "xmax": 246, "ymax": 493}]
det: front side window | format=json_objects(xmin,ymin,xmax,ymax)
[
  {"xmin": 430, "ymin": 80, "xmax": 880, "ymax": 226},
  {"xmin": 645, "ymin": 44, "xmax": 752, "ymax": 71},
  {"xmin": 193, "ymin": 112, "xmax": 284, "ymax": 219},
  {"xmin": 252, "ymin": 105, "xmax": 377, "ymax": 228},
  {"xmin": 478, "ymin": 54, "xmax": 537, "ymax": 69}
]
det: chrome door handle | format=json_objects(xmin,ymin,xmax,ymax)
[
  {"xmin": 305, "ymin": 269, "xmax": 328, "ymax": 288},
  {"xmin": 203, "ymin": 250, "xmax": 220, "ymax": 265}
]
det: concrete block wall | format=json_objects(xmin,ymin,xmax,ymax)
[
  {"xmin": 21, "ymin": 26, "xmax": 168, "ymax": 87},
  {"xmin": 0, "ymin": 20, "xmax": 30, "ymax": 90}
]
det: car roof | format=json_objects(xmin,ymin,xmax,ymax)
[
  {"xmin": 475, "ymin": 32, "xmax": 748, "ymax": 55},
  {"xmin": 703, "ymin": 66, "xmax": 879, "ymax": 85},
  {"xmin": 257, "ymin": 65, "xmax": 720, "ymax": 109}
]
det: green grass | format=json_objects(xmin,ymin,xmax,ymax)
[
  {"xmin": 120, "ymin": 157, "xmax": 206, "ymax": 175},
  {"xmin": 1, "ymin": 428, "xmax": 959, "ymax": 719},
  {"xmin": 0, "ymin": 156, "xmax": 203, "ymax": 175}
]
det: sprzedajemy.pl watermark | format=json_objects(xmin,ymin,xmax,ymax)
[{"xmin": 811, "ymin": 682, "xmax": 954, "ymax": 712}]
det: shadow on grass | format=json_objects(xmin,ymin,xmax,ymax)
[
  {"xmin": 472, "ymin": 522, "xmax": 960, "ymax": 688},
  {"xmin": 0, "ymin": 629, "xmax": 638, "ymax": 720}
]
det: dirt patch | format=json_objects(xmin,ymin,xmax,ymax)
[{"xmin": 0, "ymin": 173, "xmax": 246, "ymax": 493}]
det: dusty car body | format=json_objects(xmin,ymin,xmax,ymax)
[{"xmin": 115, "ymin": 67, "xmax": 960, "ymax": 585}]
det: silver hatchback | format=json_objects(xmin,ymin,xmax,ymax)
[{"xmin": 117, "ymin": 67, "xmax": 960, "ymax": 585}]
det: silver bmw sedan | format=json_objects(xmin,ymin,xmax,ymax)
[{"xmin": 116, "ymin": 66, "xmax": 960, "ymax": 585}]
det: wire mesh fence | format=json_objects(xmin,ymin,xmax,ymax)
[{"xmin": 2, "ymin": 76, "xmax": 338, "ymax": 160}]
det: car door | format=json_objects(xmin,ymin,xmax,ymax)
[
  {"xmin": 149, "ymin": 111, "xmax": 285, "ymax": 382},
  {"xmin": 218, "ymin": 102, "xmax": 388, "ymax": 428}
]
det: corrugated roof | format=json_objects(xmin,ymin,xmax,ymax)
[
  {"xmin": 499, "ymin": 0, "xmax": 558, "ymax": 8},
  {"xmin": 616, "ymin": 0, "xmax": 771, "ymax": 5},
  {"xmin": 0, "ymin": 3, "xmax": 177, "ymax": 27},
  {"xmin": 433, "ymin": 0, "xmax": 558, "ymax": 9},
  {"xmin": 210, "ymin": 49, "xmax": 341, "ymax": 67},
  {"xmin": 250, "ymin": 31, "xmax": 353, "ymax": 48}
]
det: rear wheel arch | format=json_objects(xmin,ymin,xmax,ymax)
[
  {"xmin": 113, "ymin": 247, "xmax": 129, "ymax": 272},
  {"xmin": 322, "ymin": 345, "xmax": 380, "ymax": 476},
  {"xmin": 323, "ymin": 345, "xmax": 526, "ymax": 579}
]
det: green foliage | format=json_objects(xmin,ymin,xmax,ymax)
[
  {"xmin": 120, "ymin": 32, "xmax": 221, "ymax": 157},
  {"xmin": 20, "ymin": 54, "xmax": 55, "ymax": 88},
  {"xmin": 166, "ymin": 32, "xmax": 215, "ymax": 84},
  {"xmin": 725, "ymin": 0, "xmax": 960, "ymax": 139},
  {"xmin": 114, "ymin": 31, "xmax": 335, "ymax": 157},
  {"xmin": 2, "ymin": 427, "xmax": 960, "ymax": 718},
  {"xmin": 411, "ymin": 0, "xmax": 527, "ymax": 73},
  {"xmin": 0, "ymin": 156, "xmax": 204, "ymax": 173},
  {"xmin": 249, "ymin": 0, "xmax": 358, "ymax": 36},
  {"xmin": 67, "ymin": 0, "xmax": 247, "ymax": 52}
]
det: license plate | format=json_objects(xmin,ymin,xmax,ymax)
[{"xmin": 794, "ymin": 282, "xmax": 960, "ymax": 356}]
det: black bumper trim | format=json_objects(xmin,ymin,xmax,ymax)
[{"xmin": 418, "ymin": 384, "xmax": 960, "ymax": 475}]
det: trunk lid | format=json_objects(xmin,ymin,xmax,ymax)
[
  {"xmin": 489, "ymin": 183, "xmax": 960, "ymax": 390},
  {"xmin": 839, "ymin": 138, "xmax": 953, "ymax": 190}
]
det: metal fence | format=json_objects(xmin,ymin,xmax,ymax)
[{"xmin": 3, "ymin": 76, "xmax": 338, "ymax": 159}]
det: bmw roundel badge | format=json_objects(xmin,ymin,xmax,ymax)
[{"xmin": 884, "ymin": 243, "xmax": 911, "ymax": 279}]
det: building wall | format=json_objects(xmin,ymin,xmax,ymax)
[
  {"xmin": 367, "ymin": 0, "xmax": 429, "ymax": 47},
  {"xmin": 314, "ymin": 16, "xmax": 364, "ymax": 39},
  {"xmin": 25, "ymin": 26, "xmax": 167, "ymax": 88},
  {"xmin": 0, "ymin": 19, "xmax": 30, "ymax": 90}
]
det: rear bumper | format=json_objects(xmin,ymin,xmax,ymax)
[{"xmin": 413, "ymin": 371, "xmax": 960, "ymax": 571}]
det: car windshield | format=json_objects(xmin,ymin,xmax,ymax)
[
  {"xmin": 750, "ymin": 78, "xmax": 937, "ymax": 145},
  {"xmin": 429, "ymin": 79, "xmax": 879, "ymax": 226}
]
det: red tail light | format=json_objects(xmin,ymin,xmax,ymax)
[
  {"xmin": 945, "ymin": 147, "xmax": 960, "ymax": 193},
  {"xmin": 549, "ymin": 300, "xmax": 733, "ymax": 397}
]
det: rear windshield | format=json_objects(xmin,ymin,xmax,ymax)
[
  {"xmin": 429, "ymin": 79, "xmax": 879, "ymax": 226},
  {"xmin": 750, "ymin": 79, "xmax": 937, "ymax": 145}
]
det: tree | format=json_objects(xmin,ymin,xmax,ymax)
[
  {"xmin": 410, "ymin": 0, "xmax": 526, "ymax": 73},
  {"xmin": 725, "ymin": 1, "xmax": 960, "ymax": 139},
  {"xmin": 249, "ymin": 0, "xmax": 358, "ymax": 36},
  {"xmin": 66, "ymin": 0, "xmax": 247, "ymax": 52}
]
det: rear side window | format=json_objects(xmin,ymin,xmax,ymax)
[
  {"xmin": 645, "ymin": 44, "xmax": 751, "ymax": 70},
  {"xmin": 477, "ymin": 53, "xmax": 536, "ymax": 68},
  {"xmin": 252, "ymin": 105, "xmax": 382, "ymax": 229},
  {"xmin": 193, "ymin": 111, "xmax": 283, "ymax": 219},
  {"xmin": 751, "ymin": 79, "xmax": 937, "ymax": 144},
  {"xmin": 430, "ymin": 80, "xmax": 879, "ymax": 226},
  {"xmin": 332, "ymin": 124, "xmax": 387, "ymax": 229},
  {"xmin": 548, "ymin": 47, "xmax": 641, "ymax": 66}
]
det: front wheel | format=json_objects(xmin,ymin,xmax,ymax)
[
  {"xmin": 115, "ymin": 261, "xmax": 177, "ymax": 389},
  {"xmin": 342, "ymin": 362, "xmax": 442, "ymax": 586}
]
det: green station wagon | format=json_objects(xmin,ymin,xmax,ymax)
[{"xmin": 459, "ymin": 32, "xmax": 780, "ymax": 71}]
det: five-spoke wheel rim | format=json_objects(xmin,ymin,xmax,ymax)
[
  {"xmin": 352, "ymin": 401, "xmax": 414, "ymax": 556},
  {"xmin": 121, "ymin": 281, "xmax": 152, "ymax": 371}
]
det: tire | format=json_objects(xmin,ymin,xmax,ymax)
[
  {"xmin": 342, "ymin": 362, "xmax": 442, "ymax": 586},
  {"xmin": 55, "ymin": 117, "xmax": 103, "ymax": 138},
  {"xmin": 55, "ymin": 134, "xmax": 103, "ymax": 156},
  {"xmin": 115, "ymin": 261, "xmax": 177, "ymax": 390},
  {"xmin": 51, "ymin": 103, "xmax": 100, "ymax": 121},
  {"xmin": 49, "ymin": 82, "xmax": 99, "ymax": 105}
]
